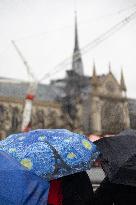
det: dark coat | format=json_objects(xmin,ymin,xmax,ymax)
[
  {"xmin": 62, "ymin": 171, "xmax": 94, "ymax": 205},
  {"xmin": 94, "ymin": 177, "xmax": 136, "ymax": 205}
]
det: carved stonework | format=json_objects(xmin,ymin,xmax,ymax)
[
  {"xmin": 89, "ymin": 71, "xmax": 130, "ymax": 134},
  {"xmin": 90, "ymin": 96, "xmax": 102, "ymax": 134},
  {"xmin": 101, "ymin": 100, "xmax": 125, "ymax": 134},
  {"xmin": 0, "ymin": 102, "xmax": 23, "ymax": 137},
  {"xmin": 122, "ymin": 101, "xmax": 130, "ymax": 128}
]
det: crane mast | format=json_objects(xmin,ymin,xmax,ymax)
[{"xmin": 12, "ymin": 40, "xmax": 37, "ymax": 132}]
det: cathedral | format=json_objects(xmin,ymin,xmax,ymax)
[{"xmin": 0, "ymin": 14, "xmax": 135, "ymax": 139}]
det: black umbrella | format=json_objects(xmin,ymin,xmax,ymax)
[{"xmin": 95, "ymin": 129, "xmax": 136, "ymax": 187}]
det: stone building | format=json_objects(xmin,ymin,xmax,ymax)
[
  {"xmin": 51, "ymin": 14, "xmax": 131, "ymax": 135},
  {"xmin": 0, "ymin": 14, "xmax": 135, "ymax": 139}
]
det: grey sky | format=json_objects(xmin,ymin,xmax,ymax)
[{"xmin": 0, "ymin": 0, "xmax": 136, "ymax": 98}]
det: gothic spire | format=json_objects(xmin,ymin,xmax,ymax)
[
  {"xmin": 72, "ymin": 11, "xmax": 84, "ymax": 76},
  {"xmin": 92, "ymin": 61, "xmax": 98, "ymax": 86},
  {"xmin": 120, "ymin": 69, "xmax": 127, "ymax": 92},
  {"xmin": 93, "ymin": 62, "xmax": 97, "ymax": 78},
  {"xmin": 74, "ymin": 11, "xmax": 79, "ymax": 52},
  {"xmin": 108, "ymin": 62, "xmax": 112, "ymax": 74}
]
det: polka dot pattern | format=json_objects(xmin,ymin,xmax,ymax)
[
  {"xmin": 20, "ymin": 158, "xmax": 33, "ymax": 170},
  {"xmin": 0, "ymin": 129, "xmax": 99, "ymax": 179}
]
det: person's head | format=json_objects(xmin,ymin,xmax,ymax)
[{"xmin": 87, "ymin": 134, "xmax": 100, "ymax": 142}]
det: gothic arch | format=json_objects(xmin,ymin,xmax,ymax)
[{"xmin": 101, "ymin": 100, "xmax": 125, "ymax": 134}]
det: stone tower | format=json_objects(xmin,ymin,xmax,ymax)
[{"xmin": 89, "ymin": 64, "xmax": 130, "ymax": 135}]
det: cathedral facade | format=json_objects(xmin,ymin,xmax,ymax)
[{"xmin": 0, "ymin": 14, "xmax": 134, "ymax": 139}]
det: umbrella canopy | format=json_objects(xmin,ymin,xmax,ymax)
[
  {"xmin": 0, "ymin": 129, "xmax": 99, "ymax": 180},
  {"xmin": 0, "ymin": 150, "xmax": 49, "ymax": 205},
  {"xmin": 95, "ymin": 129, "xmax": 136, "ymax": 186}
]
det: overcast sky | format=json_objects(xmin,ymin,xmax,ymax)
[{"xmin": 0, "ymin": 0, "xmax": 136, "ymax": 98}]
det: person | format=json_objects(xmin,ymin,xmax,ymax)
[
  {"xmin": 94, "ymin": 177, "xmax": 136, "ymax": 205},
  {"xmin": 62, "ymin": 171, "xmax": 94, "ymax": 205},
  {"xmin": 47, "ymin": 171, "xmax": 94, "ymax": 205},
  {"xmin": 47, "ymin": 132, "xmax": 98, "ymax": 205}
]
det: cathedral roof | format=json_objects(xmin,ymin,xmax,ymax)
[
  {"xmin": 0, "ymin": 76, "xmax": 135, "ymax": 107},
  {"xmin": 0, "ymin": 80, "xmax": 65, "ymax": 101}
]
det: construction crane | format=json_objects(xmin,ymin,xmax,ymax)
[
  {"xmin": 11, "ymin": 40, "xmax": 38, "ymax": 132},
  {"xmin": 40, "ymin": 9, "xmax": 136, "ymax": 82}
]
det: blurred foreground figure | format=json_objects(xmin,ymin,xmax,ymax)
[
  {"xmin": 48, "ymin": 171, "xmax": 94, "ymax": 205},
  {"xmin": 94, "ymin": 128, "xmax": 136, "ymax": 205},
  {"xmin": 94, "ymin": 177, "xmax": 136, "ymax": 205},
  {"xmin": 0, "ymin": 129, "xmax": 99, "ymax": 205},
  {"xmin": 62, "ymin": 171, "xmax": 94, "ymax": 205}
]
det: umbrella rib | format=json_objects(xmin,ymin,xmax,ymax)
[{"xmin": 44, "ymin": 140, "xmax": 72, "ymax": 175}]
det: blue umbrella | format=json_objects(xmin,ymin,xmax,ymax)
[
  {"xmin": 0, "ymin": 129, "xmax": 99, "ymax": 180},
  {"xmin": 0, "ymin": 150, "xmax": 49, "ymax": 205}
]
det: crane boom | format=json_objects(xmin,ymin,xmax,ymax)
[
  {"xmin": 11, "ymin": 40, "xmax": 36, "ymax": 81},
  {"xmin": 81, "ymin": 9, "xmax": 136, "ymax": 54},
  {"xmin": 40, "ymin": 9, "xmax": 136, "ymax": 82}
]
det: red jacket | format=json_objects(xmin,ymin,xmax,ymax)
[{"xmin": 48, "ymin": 179, "xmax": 63, "ymax": 205}]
